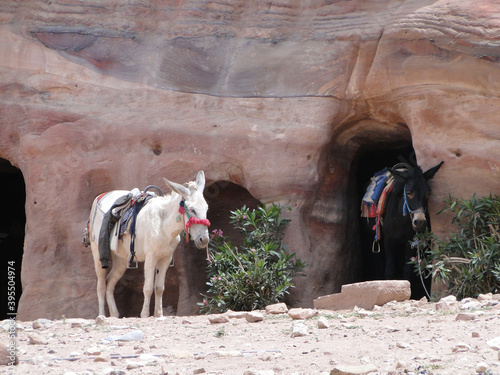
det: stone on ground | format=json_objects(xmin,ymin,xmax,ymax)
[
  {"xmin": 28, "ymin": 332, "xmax": 48, "ymax": 345},
  {"xmin": 265, "ymin": 303, "xmax": 288, "ymax": 314},
  {"xmin": 314, "ymin": 280, "xmax": 410, "ymax": 311},
  {"xmin": 0, "ymin": 342, "xmax": 18, "ymax": 366},
  {"xmin": 317, "ymin": 316, "xmax": 330, "ymax": 329},
  {"xmin": 208, "ymin": 315, "xmax": 229, "ymax": 324},
  {"xmin": 245, "ymin": 312, "xmax": 265, "ymax": 323},
  {"xmin": 291, "ymin": 321, "xmax": 309, "ymax": 337},
  {"xmin": 288, "ymin": 308, "xmax": 318, "ymax": 319},
  {"xmin": 330, "ymin": 363, "xmax": 378, "ymax": 374}
]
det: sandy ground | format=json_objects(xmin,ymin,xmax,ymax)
[{"xmin": 2, "ymin": 296, "xmax": 500, "ymax": 375}]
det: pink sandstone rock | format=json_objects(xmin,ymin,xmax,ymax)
[
  {"xmin": 0, "ymin": 0, "xmax": 498, "ymax": 320},
  {"xmin": 313, "ymin": 280, "xmax": 411, "ymax": 311}
]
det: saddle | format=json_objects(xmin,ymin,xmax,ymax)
[
  {"xmin": 361, "ymin": 168, "xmax": 396, "ymax": 252},
  {"xmin": 83, "ymin": 186, "xmax": 162, "ymax": 269}
]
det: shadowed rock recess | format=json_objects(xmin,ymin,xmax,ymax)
[{"xmin": 0, "ymin": 0, "xmax": 499, "ymax": 319}]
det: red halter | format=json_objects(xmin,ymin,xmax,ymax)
[
  {"xmin": 179, "ymin": 201, "xmax": 210, "ymax": 243},
  {"xmin": 179, "ymin": 200, "xmax": 211, "ymax": 262}
]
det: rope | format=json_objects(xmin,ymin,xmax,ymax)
[{"xmin": 413, "ymin": 239, "xmax": 431, "ymax": 300}]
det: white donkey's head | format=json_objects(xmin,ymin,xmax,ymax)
[{"xmin": 164, "ymin": 171, "xmax": 210, "ymax": 248}]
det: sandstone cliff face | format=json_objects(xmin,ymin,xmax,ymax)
[{"xmin": 0, "ymin": 0, "xmax": 499, "ymax": 319}]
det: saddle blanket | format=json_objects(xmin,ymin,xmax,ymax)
[
  {"xmin": 361, "ymin": 168, "xmax": 394, "ymax": 219},
  {"xmin": 362, "ymin": 168, "xmax": 389, "ymax": 205},
  {"xmin": 90, "ymin": 188, "xmax": 141, "ymax": 251}
]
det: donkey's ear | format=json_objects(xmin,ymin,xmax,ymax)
[
  {"xmin": 423, "ymin": 161, "xmax": 444, "ymax": 180},
  {"xmin": 195, "ymin": 170, "xmax": 206, "ymax": 192},
  {"xmin": 163, "ymin": 178, "xmax": 190, "ymax": 198}
]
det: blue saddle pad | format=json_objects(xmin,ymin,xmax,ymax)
[{"xmin": 362, "ymin": 168, "xmax": 389, "ymax": 205}]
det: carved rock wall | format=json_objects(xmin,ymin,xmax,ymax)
[{"xmin": 0, "ymin": 0, "xmax": 499, "ymax": 319}]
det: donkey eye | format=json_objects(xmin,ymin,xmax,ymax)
[{"xmin": 406, "ymin": 190, "xmax": 414, "ymax": 199}]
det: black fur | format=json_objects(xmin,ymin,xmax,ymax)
[{"xmin": 363, "ymin": 161, "xmax": 443, "ymax": 299}]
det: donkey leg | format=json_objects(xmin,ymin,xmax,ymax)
[
  {"xmin": 105, "ymin": 255, "xmax": 128, "ymax": 318},
  {"xmin": 153, "ymin": 256, "xmax": 171, "ymax": 318},
  {"xmin": 140, "ymin": 256, "xmax": 156, "ymax": 318},
  {"xmin": 94, "ymin": 262, "xmax": 107, "ymax": 317},
  {"xmin": 91, "ymin": 243, "xmax": 107, "ymax": 317}
]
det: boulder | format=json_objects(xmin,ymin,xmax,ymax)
[{"xmin": 313, "ymin": 280, "xmax": 411, "ymax": 311}]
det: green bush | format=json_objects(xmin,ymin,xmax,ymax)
[
  {"xmin": 412, "ymin": 194, "xmax": 500, "ymax": 299},
  {"xmin": 198, "ymin": 204, "xmax": 306, "ymax": 314}
]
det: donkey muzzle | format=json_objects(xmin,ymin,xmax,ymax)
[
  {"xmin": 194, "ymin": 232, "xmax": 210, "ymax": 249},
  {"xmin": 411, "ymin": 208, "xmax": 427, "ymax": 232}
]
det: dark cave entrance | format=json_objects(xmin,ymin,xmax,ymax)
[
  {"xmin": 113, "ymin": 180, "xmax": 262, "ymax": 317},
  {"xmin": 352, "ymin": 143, "xmax": 415, "ymax": 283},
  {"xmin": 0, "ymin": 158, "xmax": 26, "ymax": 320},
  {"xmin": 204, "ymin": 180, "xmax": 262, "ymax": 244}
]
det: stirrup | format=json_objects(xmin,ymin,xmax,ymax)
[
  {"xmin": 127, "ymin": 253, "xmax": 138, "ymax": 269},
  {"xmin": 372, "ymin": 239, "xmax": 381, "ymax": 254}
]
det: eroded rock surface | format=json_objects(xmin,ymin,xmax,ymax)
[{"xmin": 0, "ymin": 0, "xmax": 499, "ymax": 319}]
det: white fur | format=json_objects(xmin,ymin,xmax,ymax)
[{"xmin": 89, "ymin": 171, "xmax": 209, "ymax": 318}]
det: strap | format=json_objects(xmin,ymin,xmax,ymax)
[
  {"xmin": 128, "ymin": 194, "xmax": 154, "ymax": 268},
  {"xmin": 144, "ymin": 185, "xmax": 163, "ymax": 196},
  {"xmin": 128, "ymin": 201, "xmax": 142, "ymax": 268},
  {"xmin": 179, "ymin": 200, "xmax": 210, "ymax": 243},
  {"xmin": 403, "ymin": 184, "xmax": 410, "ymax": 216}
]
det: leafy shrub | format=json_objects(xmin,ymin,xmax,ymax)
[
  {"xmin": 412, "ymin": 194, "xmax": 500, "ymax": 299},
  {"xmin": 198, "ymin": 204, "xmax": 306, "ymax": 314}
]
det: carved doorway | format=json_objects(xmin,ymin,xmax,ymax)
[
  {"xmin": 0, "ymin": 158, "xmax": 26, "ymax": 320},
  {"xmin": 353, "ymin": 144, "xmax": 415, "ymax": 282}
]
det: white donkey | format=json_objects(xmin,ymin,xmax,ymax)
[{"xmin": 88, "ymin": 171, "xmax": 210, "ymax": 318}]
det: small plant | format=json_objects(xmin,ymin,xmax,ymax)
[
  {"xmin": 214, "ymin": 326, "xmax": 226, "ymax": 338},
  {"xmin": 198, "ymin": 204, "xmax": 306, "ymax": 314},
  {"xmin": 411, "ymin": 194, "xmax": 500, "ymax": 299}
]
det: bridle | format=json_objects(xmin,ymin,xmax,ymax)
[
  {"xmin": 402, "ymin": 183, "xmax": 426, "ymax": 219},
  {"xmin": 179, "ymin": 200, "xmax": 211, "ymax": 243},
  {"xmin": 179, "ymin": 199, "xmax": 212, "ymax": 263}
]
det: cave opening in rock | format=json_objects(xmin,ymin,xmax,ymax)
[
  {"xmin": 0, "ymin": 158, "xmax": 26, "ymax": 320},
  {"xmin": 112, "ymin": 180, "xmax": 262, "ymax": 317},
  {"xmin": 351, "ymin": 142, "xmax": 415, "ymax": 283},
  {"xmin": 204, "ymin": 180, "xmax": 262, "ymax": 243}
]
